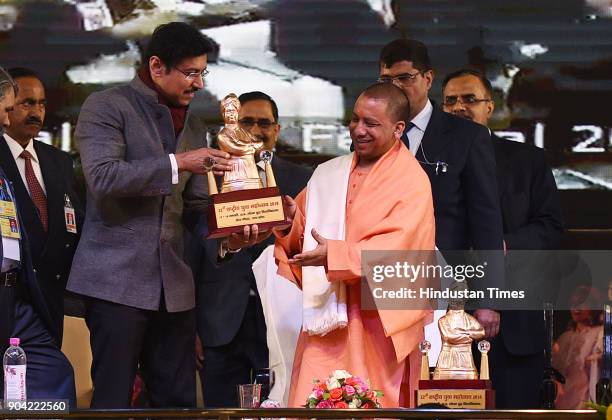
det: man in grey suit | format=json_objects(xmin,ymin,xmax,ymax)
[{"xmin": 67, "ymin": 22, "xmax": 242, "ymax": 409}]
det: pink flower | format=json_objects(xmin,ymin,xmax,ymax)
[
  {"xmin": 316, "ymin": 400, "xmax": 334, "ymax": 409},
  {"xmin": 358, "ymin": 380, "xmax": 369, "ymax": 392},
  {"xmin": 344, "ymin": 385, "xmax": 356, "ymax": 397},
  {"xmin": 305, "ymin": 372, "xmax": 383, "ymax": 409}
]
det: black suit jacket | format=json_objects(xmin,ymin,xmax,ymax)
[
  {"xmin": 412, "ymin": 105, "xmax": 504, "ymax": 305},
  {"xmin": 0, "ymin": 137, "xmax": 83, "ymax": 344},
  {"xmin": 493, "ymin": 135, "xmax": 563, "ymax": 251},
  {"xmin": 492, "ymin": 134, "xmax": 563, "ymax": 355},
  {"xmin": 415, "ymin": 105, "xmax": 503, "ymax": 251},
  {"xmin": 196, "ymin": 157, "xmax": 312, "ymax": 347},
  {"xmin": 0, "ymin": 165, "xmax": 56, "ymax": 348}
]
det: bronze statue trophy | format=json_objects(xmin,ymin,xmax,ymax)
[
  {"xmin": 416, "ymin": 284, "xmax": 495, "ymax": 409},
  {"xmin": 433, "ymin": 308, "xmax": 485, "ymax": 380},
  {"xmin": 205, "ymin": 93, "xmax": 288, "ymax": 238}
]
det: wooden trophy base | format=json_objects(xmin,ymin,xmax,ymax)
[
  {"xmin": 416, "ymin": 379, "xmax": 495, "ymax": 409},
  {"xmin": 206, "ymin": 186, "xmax": 290, "ymax": 239}
]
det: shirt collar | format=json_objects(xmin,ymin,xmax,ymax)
[
  {"xmin": 4, "ymin": 134, "xmax": 38, "ymax": 163},
  {"xmin": 410, "ymin": 99, "xmax": 433, "ymax": 132}
]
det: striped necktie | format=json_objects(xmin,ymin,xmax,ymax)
[{"xmin": 20, "ymin": 150, "xmax": 48, "ymax": 232}]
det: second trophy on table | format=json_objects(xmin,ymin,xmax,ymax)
[{"xmin": 416, "ymin": 282, "xmax": 495, "ymax": 409}]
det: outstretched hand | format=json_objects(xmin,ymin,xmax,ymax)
[{"xmin": 288, "ymin": 228, "xmax": 328, "ymax": 268}]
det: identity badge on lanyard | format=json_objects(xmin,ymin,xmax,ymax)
[
  {"xmin": 0, "ymin": 177, "xmax": 21, "ymax": 240},
  {"xmin": 64, "ymin": 194, "xmax": 77, "ymax": 234}
]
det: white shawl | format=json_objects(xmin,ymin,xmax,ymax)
[{"xmin": 301, "ymin": 153, "xmax": 354, "ymax": 335}]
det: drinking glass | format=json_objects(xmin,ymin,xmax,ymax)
[{"xmin": 237, "ymin": 383, "xmax": 262, "ymax": 408}]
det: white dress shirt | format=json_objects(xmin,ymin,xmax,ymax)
[
  {"xmin": 169, "ymin": 154, "xmax": 179, "ymax": 184},
  {"xmin": 407, "ymin": 99, "xmax": 433, "ymax": 155},
  {"xmin": 4, "ymin": 134, "xmax": 47, "ymax": 195}
]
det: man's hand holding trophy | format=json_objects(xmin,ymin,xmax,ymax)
[{"xmin": 204, "ymin": 93, "xmax": 290, "ymax": 243}]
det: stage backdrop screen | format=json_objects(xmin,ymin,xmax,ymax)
[{"xmin": 0, "ymin": 0, "xmax": 611, "ymax": 191}]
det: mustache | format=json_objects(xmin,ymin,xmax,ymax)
[{"xmin": 25, "ymin": 116, "xmax": 43, "ymax": 126}]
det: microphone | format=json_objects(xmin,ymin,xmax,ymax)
[
  {"xmin": 435, "ymin": 161, "xmax": 448, "ymax": 175},
  {"xmin": 417, "ymin": 159, "xmax": 449, "ymax": 176}
]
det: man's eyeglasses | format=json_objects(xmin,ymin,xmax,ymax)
[
  {"xmin": 443, "ymin": 95, "xmax": 492, "ymax": 106},
  {"xmin": 377, "ymin": 71, "xmax": 423, "ymax": 85},
  {"xmin": 239, "ymin": 118, "xmax": 277, "ymax": 129},
  {"xmin": 174, "ymin": 67, "xmax": 210, "ymax": 80}
]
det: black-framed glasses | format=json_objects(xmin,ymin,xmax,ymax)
[
  {"xmin": 443, "ymin": 95, "xmax": 492, "ymax": 106},
  {"xmin": 174, "ymin": 67, "xmax": 210, "ymax": 80},
  {"xmin": 377, "ymin": 71, "xmax": 423, "ymax": 85},
  {"xmin": 239, "ymin": 118, "xmax": 277, "ymax": 129}
]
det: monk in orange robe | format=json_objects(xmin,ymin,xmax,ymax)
[{"xmin": 274, "ymin": 83, "xmax": 435, "ymax": 407}]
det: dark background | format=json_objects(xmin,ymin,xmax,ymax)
[{"xmin": 0, "ymin": 0, "xmax": 610, "ymax": 239}]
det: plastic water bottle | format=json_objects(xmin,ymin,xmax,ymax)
[{"xmin": 3, "ymin": 337, "xmax": 26, "ymax": 402}]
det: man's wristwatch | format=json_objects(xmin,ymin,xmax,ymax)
[{"xmin": 218, "ymin": 239, "xmax": 242, "ymax": 259}]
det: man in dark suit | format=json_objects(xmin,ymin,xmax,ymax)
[
  {"xmin": 1, "ymin": 68, "xmax": 83, "ymax": 345},
  {"xmin": 0, "ymin": 65, "xmax": 76, "ymax": 405},
  {"xmin": 442, "ymin": 68, "xmax": 563, "ymax": 408},
  {"xmin": 378, "ymin": 39, "xmax": 504, "ymax": 335},
  {"xmin": 196, "ymin": 91, "xmax": 312, "ymax": 407}
]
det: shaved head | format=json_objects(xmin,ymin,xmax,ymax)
[
  {"xmin": 350, "ymin": 83, "xmax": 408, "ymax": 166},
  {"xmin": 360, "ymin": 82, "xmax": 410, "ymax": 124}
]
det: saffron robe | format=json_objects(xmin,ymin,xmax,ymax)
[{"xmin": 274, "ymin": 140, "xmax": 435, "ymax": 407}]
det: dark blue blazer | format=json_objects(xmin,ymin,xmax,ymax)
[
  {"xmin": 196, "ymin": 156, "xmax": 312, "ymax": 347},
  {"xmin": 0, "ymin": 137, "xmax": 83, "ymax": 344},
  {"xmin": 0, "ymin": 165, "xmax": 58, "ymax": 349}
]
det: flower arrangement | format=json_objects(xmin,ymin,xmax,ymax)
[
  {"xmin": 305, "ymin": 370, "xmax": 383, "ymax": 409},
  {"xmin": 586, "ymin": 401, "xmax": 612, "ymax": 419}
]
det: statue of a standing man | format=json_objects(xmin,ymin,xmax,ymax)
[{"xmin": 217, "ymin": 94, "xmax": 263, "ymax": 192}]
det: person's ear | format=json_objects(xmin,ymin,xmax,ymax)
[
  {"xmin": 486, "ymin": 98, "xmax": 495, "ymax": 120},
  {"xmin": 394, "ymin": 121, "xmax": 406, "ymax": 139},
  {"xmin": 149, "ymin": 56, "xmax": 166, "ymax": 78},
  {"xmin": 423, "ymin": 69, "xmax": 434, "ymax": 90}
]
